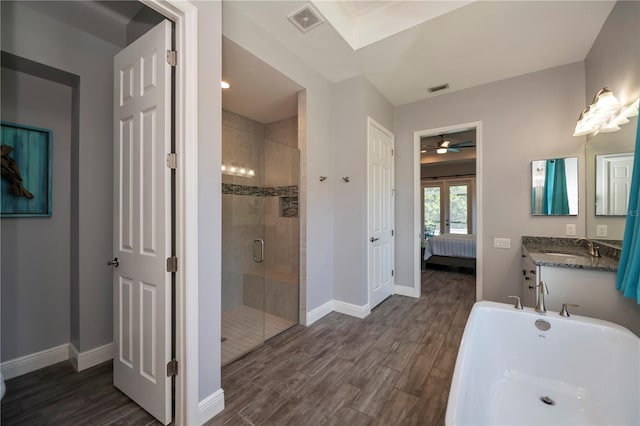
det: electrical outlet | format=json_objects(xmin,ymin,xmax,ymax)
[
  {"xmin": 494, "ymin": 238, "xmax": 511, "ymax": 249},
  {"xmin": 596, "ymin": 225, "xmax": 608, "ymax": 237},
  {"xmin": 566, "ymin": 224, "xmax": 576, "ymax": 236}
]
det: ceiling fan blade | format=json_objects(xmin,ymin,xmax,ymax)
[
  {"xmin": 451, "ymin": 140, "xmax": 475, "ymax": 148},
  {"xmin": 447, "ymin": 148, "xmax": 461, "ymax": 153}
]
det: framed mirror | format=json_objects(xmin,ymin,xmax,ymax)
[
  {"xmin": 595, "ymin": 152, "xmax": 634, "ymax": 216},
  {"xmin": 531, "ymin": 157, "xmax": 579, "ymax": 216}
]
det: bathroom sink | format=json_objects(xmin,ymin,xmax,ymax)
[{"xmin": 544, "ymin": 252, "xmax": 580, "ymax": 257}]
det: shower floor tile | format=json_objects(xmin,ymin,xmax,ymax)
[{"xmin": 222, "ymin": 304, "xmax": 296, "ymax": 366}]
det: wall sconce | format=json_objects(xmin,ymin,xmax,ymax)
[
  {"xmin": 573, "ymin": 88, "xmax": 639, "ymax": 137},
  {"xmin": 221, "ymin": 163, "xmax": 255, "ymax": 177}
]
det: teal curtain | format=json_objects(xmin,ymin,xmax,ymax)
[
  {"xmin": 616, "ymin": 111, "xmax": 640, "ymax": 303},
  {"xmin": 542, "ymin": 159, "xmax": 569, "ymax": 215}
]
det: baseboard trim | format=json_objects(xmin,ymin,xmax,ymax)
[
  {"xmin": 70, "ymin": 342, "xmax": 113, "ymax": 372},
  {"xmin": 394, "ymin": 284, "xmax": 420, "ymax": 298},
  {"xmin": 195, "ymin": 388, "xmax": 225, "ymax": 425},
  {"xmin": 306, "ymin": 300, "xmax": 334, "ymax": 325},
  {"xmin": 333, "ymin": 300, "xmax": 370, "ymax": 319},
  {"xmin": 1, "ymin": 344, "xmax": 70, "ymax": 380}
]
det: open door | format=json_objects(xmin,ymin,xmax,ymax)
[
  {"xmin": 112, "ymin": 20, "xmax": 172, "ymax": 425},
  {"xmin": 368, "ymin": 118, "xmax": 395, "ymax": 309}
]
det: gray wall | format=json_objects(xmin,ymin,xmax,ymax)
[
  {"xmin": 2, "ymin": 1, "xmax": 120, "ymax": 352},
  {"xmin": 584, "ymin": 0, "xmax": 640, "ymax": 239},
  {"xmin": 196, "ymin": 0, "xmax": 223, "ymax": 402},
  {"xmin": 394, "ymin": 62, "xmax": 586, "ymax": 301},
  {"xmin": 1, "ymin": 69, "xmax": 72, "ymax": 361},
  {"xmin": 332, "ymin": 75, "xmax": 394, "ymax": 306}
]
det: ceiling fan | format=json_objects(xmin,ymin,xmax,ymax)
[{"xmin": 422, "ymin": 135, "xmax": 476, "ymax": 154}]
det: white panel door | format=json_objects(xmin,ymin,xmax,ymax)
[
  {"xmin": 112, "ymin": 20, "xmax": 172, "ymax": 425},
  {"xmin": 368, "ymin": 118, "xmax": 394, "ymax": 309},
  {"xmin": 607, "ymin": 157, "xmax": 633, "ymax": 215}
]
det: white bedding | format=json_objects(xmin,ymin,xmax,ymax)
[{"xmin": 424, "ymin": 233, "xmax": 476, "ymax": 260}]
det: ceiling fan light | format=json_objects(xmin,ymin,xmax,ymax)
[
  {"xmin": 436, "ymin": 147, "xmax": 448, "ymax": 154},
  {"xmin": 441, "ymin": 140, "xmax": 450, "ymax": 148}
]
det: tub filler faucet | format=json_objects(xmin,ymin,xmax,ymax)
[{"xmin": 535, "ymin": 281, "xmax": 549, "ymax": 314}]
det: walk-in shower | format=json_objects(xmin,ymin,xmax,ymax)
[{"xmin": 221, "ymin": 110, "xmax": 299, "ymax": 365}]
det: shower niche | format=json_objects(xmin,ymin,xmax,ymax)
[{"xmin": 221, "ymin": 110, "xmax": 300, "ymax": 366}]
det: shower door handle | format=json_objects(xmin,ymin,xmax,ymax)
[{"xmin": 253, "ymin": 239, "xmax": 264, "ymax": 263}]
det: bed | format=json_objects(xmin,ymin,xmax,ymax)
[{"xmin": 423, "ymin": 233, "xmax": 476, "ymax": 269}]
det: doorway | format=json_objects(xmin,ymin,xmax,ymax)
[
  {"xmin": 422, "ymin": 179, "xmax": 474, "ymax": 238},
  {"xmin": 220, "ymin": 38, "xmax": 304, "ymax": 365},
  {"xmin": 413, "ymin": 122, "xmax": 483, "ymax": 299},
  {"xmin": 0, "ymin": 1, "xmax": 193, "ymax": 424}
]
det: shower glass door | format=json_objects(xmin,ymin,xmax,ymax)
[
  {"xmin": 221, "ymin": 111, "xmax": 300, "ymax": 366},
  {"xmin": 221, "ymin": 120, "xmax": 266, "ymax": 366}
]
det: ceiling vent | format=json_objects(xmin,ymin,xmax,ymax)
[
  {"xmin": 288, "ymin": 4, "xmax": 324, "ymax": 33},
  {"xmin": 428, "ymin": 83, "xmax": 450, "ymax": 93}
]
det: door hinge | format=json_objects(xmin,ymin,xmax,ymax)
[
  {"xmin": 166, "ymin": 50, "xmax": 177, "ymax": 67},
  {"xmin": 391, "ymin": 148, "xmax": 394, "ymax": 156},
  {"xmin": 392, "ymin": 269, "xmax": 394, "ymax": 277},
  {"xmin": 166, "ymin": 256, "xmax": 178, "ymax": 273},
  {"xmin": 166, "ymin": 153, "xmax": 177, "ymax": 169},
  {"xmin": 391, "ymin": 229, "xmax": 394, "ymax": 237},
  {"xmin": 166, "ymin": 359, "xmax": 178, "ymax": 377}
]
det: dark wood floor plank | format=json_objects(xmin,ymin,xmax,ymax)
[
  {"xmin": 351, "ymin": 365, "xmax": 400, "ymax": 417},
  {"xmin": 376, "ymin": 388, "xmax": 419, "ymax": 425}
]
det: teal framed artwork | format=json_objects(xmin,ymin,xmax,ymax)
[{"xmin": 1, "ymin": 122, "xmax": 52, "ymax": 217}]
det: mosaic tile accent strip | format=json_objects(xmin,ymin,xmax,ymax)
[
  {"xmin": 222, "ymin": 183, "xmax": 264, "ymax": 196},
  {"xmin": 265, "ymin": 185, "xmax": 298, "ymax": 197},
  {"xmin": 222, "ymin": 183, "xmax": 298, "ymax": 198}
]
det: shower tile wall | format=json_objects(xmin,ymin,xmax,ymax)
[{"xmin": 222, "ymin": 110, "xmax": 265, "ymax": 312}]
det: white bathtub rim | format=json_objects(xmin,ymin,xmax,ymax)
[{"xmin": 445, "ymin": 300, "xmax": 640, "ymax": 426}]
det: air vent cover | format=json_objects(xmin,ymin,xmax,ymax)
[
  {"xmin": 428, "ymin": 83, "xmax": 450, "ymax": 93},
  {"xmin": 288, "ymin": 4, "xmax": 324, "ymax": 33}
]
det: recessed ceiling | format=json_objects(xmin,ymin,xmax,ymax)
[
  {"xmin": 223, "ymin": 1, "xmax": 616, "ymax": 106},
  {"xmin": 222, "ymin": 37, "xmax": 303, "ymax": 124},
  {"xmin": 313, "ymin": 0, "xmax": 474, "ymax": 50}
]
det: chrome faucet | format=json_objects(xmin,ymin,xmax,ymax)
[
  {"xmin": 535, "ymin": 281, "xmax": 549, "ymax": 314},
  {"xmin": 576, "ymin": 238, "xmax": 601, "ymax": 257}
]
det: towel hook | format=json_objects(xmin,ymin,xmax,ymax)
[
  {"xmin": 319, "ymin": 176, "xmax": 327, "ymax": 182},
  {"xmin": 342, "ymin": 177, "xmax": 350, "ymax": 183}
]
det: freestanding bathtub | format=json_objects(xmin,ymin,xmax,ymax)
[{"xmin": 446, "ymin": 301, "xmax": 640, "ymax": 425}]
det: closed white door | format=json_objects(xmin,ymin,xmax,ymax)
[
  {"xmin": 368, "ymin": 118, "xmax": 394, "ymax": 309},
  {"xmin": 112, "ymin": 20, "xmax": 172, "ymax": 425},
  {"xmin": 607, "ymin": 157, "xmax": 633, "ymax": 215}
]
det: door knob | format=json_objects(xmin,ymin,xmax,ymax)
[
  {"xmin": 107, "ymin": 257, "xmax": 119, "ymax": 268},
  {"xmin": 370, "ymin": 237, "xmax": 379, "ymax": 242}
]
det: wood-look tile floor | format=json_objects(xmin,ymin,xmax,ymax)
[
  {"xmin": 0, "ymin": 268, "xmax": 474, "ymax": 426},
  {"xmin": 209, "ymin": 268, "xmax": 475, "ymax": 426}
]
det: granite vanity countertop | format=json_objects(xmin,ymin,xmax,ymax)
[{"xmin": 522, "ymin": 244, "xmax": 619, "ymax": 272}]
